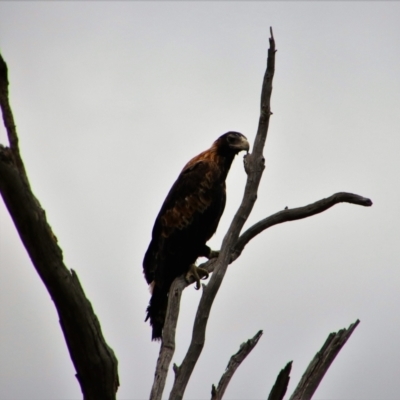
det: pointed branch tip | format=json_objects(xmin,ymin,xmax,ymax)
[
  {"xmin": 173, "ymin": 363, "xmax": 179, "ymax": 375},
  {"xmin": 0, "ymin": 52, "xmax": 9, "ymax": 87}
]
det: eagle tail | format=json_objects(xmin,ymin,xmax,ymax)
[{"xmin": 145, "ymin": 284, "xmax": 169, "ymax": 341}]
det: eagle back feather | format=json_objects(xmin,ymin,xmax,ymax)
[{"xmin": 143, "ymin": 145, "xmax": 228, "ymax": 285}]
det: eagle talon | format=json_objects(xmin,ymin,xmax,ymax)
[
  {"xmin": 198, "ymin": 267, "xmax": 209, "ymax": 280},
  {"xmin": 186, "ymin": 265, "xmax": 209, "ymax": 290}
]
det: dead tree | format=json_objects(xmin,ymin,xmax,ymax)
[
  {"xmin": 0, "ymin": 29, "xmax": 371, "ymax": 400},
  {"xmin": 149, "ymin": 29, "xmax": 371, "ymax": 400}
]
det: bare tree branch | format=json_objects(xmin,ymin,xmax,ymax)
[
  {"xmin": 211, "ymin": 330, "xmax": 263, "ymax": 400},
  {"xmin": 267, "ymin": 361, "xmax": 292, "ymax": 400},
  {"xmin": 289, "ymin": 320, "xmax": 360, "ymax": 400},
  {"xmin": 149, "ymin": 261, "xmax": 219, "ymax": 399},
  {"xmin": 149, "ymin": 277, "xmax": 185, "ymax": 400},
  {"xmin": 0, "ymin": 52, "xmax": 119, "ymax": 400},
  {"xmin": 152, "ymin": 28, "xmax": 371, "ymax": 400},
  {"xmin": 167, "ymin": 27, "xmax": 276, "ymax": 400},
  {"xmin": 233, "ymin": 192, "xmax": 373, "ymax": 260}
]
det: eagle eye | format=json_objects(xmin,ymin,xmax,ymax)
[{"xmin": 227, "ymin": 134, "xmax": 236, "ymax": 143}]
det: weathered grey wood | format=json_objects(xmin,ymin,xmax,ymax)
[
  {"xmin": 267, "ymin": 361, "xmax": 292, "ymax": 400},
  {"xmin": 289, "ymin": 320, "xmax": 360, "ymax": 400},
  {"xmin": 150, "ymin": 191, "xmax": 370, "ymax": 399},
  {"xmin": 148, "ymin": 260, "xmax": 219, "ymax": 399},
  {"xmin": 167, "ymin": 27, "xmax": 277, "ymax": 400},
  {"xmin": 152, "ymin": 28, "xmax": 371, "ymax": 400},
  {"xmin": 232, "ymin": 193, "xmax": 372, "ymax": 261},
  {"xmin": 211, "ymin": 330, "xmax": 263, "ymax": 400},
  {"xmin": 149, "ymin": 277, "xmax": 185, "ymax": 400},
  {"xmin": 0, "ymin": 52, "xmax": 119, "ymax": 400}
]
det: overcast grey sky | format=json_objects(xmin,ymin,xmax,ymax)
[{"xmin": 0, "ymin": 2, "xmax": 399, "ymax": 399}]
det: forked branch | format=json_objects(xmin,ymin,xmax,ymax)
[{"xmin": 150, "ymin": 192, "xmax": 371, "ymax": 400}]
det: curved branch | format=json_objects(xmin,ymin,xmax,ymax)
[
  {"xmin": 0, "ymin": 53, "xmax": 119, "ymax": 400},
  {"xmin": 233, "ymin": 192, "xmax": 372, "ymax": 260},
  {"xmin": 211, "ymin": 330, "xmax": 263, "ymax": 400},
  {"xmin": 168, "ymin": 28, "xmax": 277, "ymax": 400}
]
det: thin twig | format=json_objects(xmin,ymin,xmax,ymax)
[
  {"xmin": 211, "ymin": 330, "xmax": 263, "ymax": 400},
  {"xmin": 167, "ymin": 28, "xmax": 276, "ymax": 400},
  {"xmin": 289, "ymin": 320, "xmax": 360, "ymax": 400}
]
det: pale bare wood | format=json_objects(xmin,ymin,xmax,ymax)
[
  {"xmin": 151, "ymin": 27, "xmax": 371, "ymax": 400},
  {"xmin": 149, "ymin": 277, "xmax": 185, "ymax": 400},
  {"xmin": 232, "ymin": 192, "xmax": 372, "ymax": 261},
  {"xmin": 167, "ymin": 27, "xmax": 277, "ymax": 400},
  {"xmin": 211, "ymin": 330, "xmax": 263, "ymax": 400},
  {"xmin": 149, "ymin": 191, "xmax": 371, "ymax": 398},
  {"xmin": 289, "ymin": 320, "xmax": 360, "ymax": 400}
]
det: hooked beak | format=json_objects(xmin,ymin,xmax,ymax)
[{"xmin": 234, "ymin": 136, "xmax": 250, "ymax": 153}]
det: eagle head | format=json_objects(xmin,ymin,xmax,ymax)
[{"xmin": 215, "ymin": 131, "xmax": 250, "ymax": 155}]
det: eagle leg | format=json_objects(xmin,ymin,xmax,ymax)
[
  {"xmin": 186, "ymin": 264, "xmax": 209, "ymax": 290},
  {"xmin": 207, "ymin": 250, "xmax": 219, "ymax": 259},
  {"xmin": 200, "ymin": 245, "xmax": 220, "ymax": 260}
]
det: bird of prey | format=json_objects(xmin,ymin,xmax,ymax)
[{"xmin": 143, "ymin": 131, "xmax": 249, "ymax": 340}]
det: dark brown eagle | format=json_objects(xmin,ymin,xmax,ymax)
[{"xmin": 143, "ymin": 131, "xmax": 250, "ymax": 340}]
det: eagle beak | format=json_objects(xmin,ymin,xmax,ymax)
[{"xmin": 236, "ymin": 136, "xmax": 250, "ymax": 153}]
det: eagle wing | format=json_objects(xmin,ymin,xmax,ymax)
[{"xmin": 143, "ymin": 158, "xmax": 225, "ymax": 285}]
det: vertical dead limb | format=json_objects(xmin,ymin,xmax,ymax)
[
  {"xmin": 289, "ymin": 320, "xmax": 360, "ymax": 400},
  {"xmin": 168, "ymin": 28, "xmax": 276, "ymax": 400},
  {"xmin": 211, "ymin": 330, "xmax": 263, "ymax": 400},
  {"xmin": 0, "ymin": 52, "xmax": 119, "ymax": 400},
  {"xmin": 149, "ymin": 277, "xmax": 187, "ymax": 400},
  {"xmin": 149, "ymin": 258, "xmax": 216, "ymax": 400}
]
